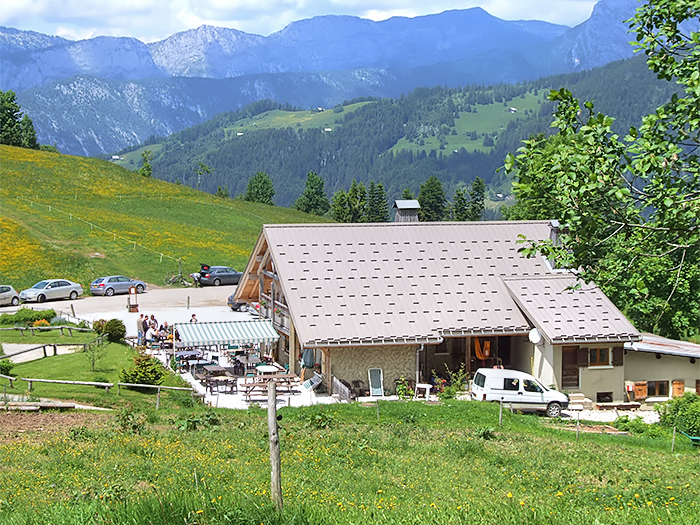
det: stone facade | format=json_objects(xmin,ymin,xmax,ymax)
[{"xmin": 329, "ymin": 344, "xmax": 418, "ymax": 394}]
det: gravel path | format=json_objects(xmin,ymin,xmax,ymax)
[{"xmin": 563, "ymin": 409, "xmax": 659, "ymax": 424}]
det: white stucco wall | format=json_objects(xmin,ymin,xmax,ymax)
[
  {"xmin": 532, "ymin": 342, "xmax": 558, "ymax": 389},
  {"xmin": 624, "ymin": 351, "xmax": 700, "ymax": 395}
]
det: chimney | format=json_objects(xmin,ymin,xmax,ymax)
[{"xmin": 393, "ymin": 200, "xmax": 420, "ymax": 222}]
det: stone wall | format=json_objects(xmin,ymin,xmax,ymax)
[{"xmin": 330, "ymin": 345, "xmax": 418, "ymax": 394}]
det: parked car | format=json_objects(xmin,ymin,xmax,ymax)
[
  {"xmin": 470, "ymin": 368, "xmax": 569, "ymax": 417},
  {"xmin": 19, "ymin": 279, "xmax": 83, "ymax": 303},
  {"xmin": 197, "ymin": 266, "xmax": 242, "ymax": 286},
  {"xmin": 0, "ymin": 285, "xmax": 20, "ymax": 306},
  {"xmin": 227, "ymin": 294, "xmax": 247, "ymax": 311},
  {"xmin": 91, "ymin": 275, "xmax": 146, "ymax": 296}
]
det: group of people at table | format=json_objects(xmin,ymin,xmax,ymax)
[
  {"xmin": 173, "ymin": 346, "xmax": 298, "ymax": 398},
  {"xmin": 136, "ymin": 313, "xmax": 176, "ymax": 348}
]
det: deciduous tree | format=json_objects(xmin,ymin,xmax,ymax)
[{"xmin": 504, "ymin": 0, "xmax": 699, "ymax": 338}]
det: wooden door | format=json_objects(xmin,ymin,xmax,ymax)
[{"xmin": 561, "ymin": 346, "xmax": 579, "ymax": 389}]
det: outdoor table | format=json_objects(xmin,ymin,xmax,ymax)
[
  {"xmin": 175, "ymin": 350, "xmax": 201, "ymax": 358},
  {"xmin": 256, "ymin": 365, "xmax": 279, "ymax": 375},
  {"xmin": 203, "ymin": 364, "xmax": 225, "ymax": 374}
]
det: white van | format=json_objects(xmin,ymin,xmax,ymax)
[{"xmin": 471, "ymin": 368, "xmax": 569, "ymax": 417}]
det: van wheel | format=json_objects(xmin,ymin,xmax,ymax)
[{"xmin": 546, "ymin": 402, "xmax": 562, "ymax": 418}]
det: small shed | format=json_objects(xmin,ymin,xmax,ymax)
[{"xmin": 393, "ymin": 200, "xmax": 420, "ymax": 222}]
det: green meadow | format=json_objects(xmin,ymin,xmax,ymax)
[
  {"xmin": 1, "ymin": 329, "xmax": 698, "ymax": 525},
  {"xmin": 0, "ymin": 145, "xmax": 329, "ymax": 291},
  {"xmin": 391, "ymin": 92, "xmax": 544, "ymax": 155}
]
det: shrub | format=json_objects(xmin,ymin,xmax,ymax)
[
  {"xmin": 396, "ymin": 376, "xmax": 414, "ymax": 400},
  {"xmin": 0, "ymin": 308, "xmax": 56, "ymax": 326},
  {"xmin": 0, "ymin": 360, "xmax": 15, "ymax": 376},
  {"xmin": 92, "ymin": 319, "xmax": 107, "ymax": 334},
  {"xmin": 120, "ymin": 352, "xmax": 166, "ymax": 386},
  {"xmin": 102, "ymin": 319, "xmax": 126, "ymax": 342},
  {"xmin": 115, "ymin": 405, "xmax": 147, "ymax": 434},
  {"xmin": 656, "ymin": 392, "xmax": 700, "ymax": 435}
]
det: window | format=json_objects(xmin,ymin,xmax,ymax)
[
  {"xmin": 647, "ymin": 381, "xmax": 669, "ymax": 396},
  {"xmin": 523, "ymin": 379, "xmax": 542, "ymax": 393},
  {"xmin": 473, "ymin": 372, "xmax": 486, "ymax": 388},
  {"xmin": 589, "ymin": 348, "xmax": 610, "ymax": 367},
  {"xmin": 503, "ymin": 378, "xmax": 519, "ymax": 391}
]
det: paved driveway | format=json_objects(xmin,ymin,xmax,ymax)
[{"xmin": 0, "ymin": 286, "xmax": 256, "ymax": 338}]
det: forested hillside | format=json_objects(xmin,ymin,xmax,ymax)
[{"xmin": 148, "ymin": 55, "xmax": 678, "ymax": 207}]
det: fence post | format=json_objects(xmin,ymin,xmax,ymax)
[
  {"xmin": 156, "ymin": 387, "xmax": 161, "ymax": 410},
  {"xmin": 53, "ymin": 345, "xmax": 57, "ymax": 356},
  {"xmin": 268, "ymin": 381, "xmax": 283, "ymax": 511}
]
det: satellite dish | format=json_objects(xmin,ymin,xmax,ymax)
[{"xmin": 528, "ymin": 328, "xmax": 543, "ymax": 345}]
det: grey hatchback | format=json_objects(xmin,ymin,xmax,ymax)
[
  {"xmin": 199, "ymin": 266, "xmax": 242, "ymax": 286},
  {"xmin": 91, "ymin": 276, "xmax": 146, "ymax": 296}
]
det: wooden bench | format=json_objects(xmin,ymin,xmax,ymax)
[{"xmin": 243, "ymin": 381, "xmax": 269, "ymax": 401}]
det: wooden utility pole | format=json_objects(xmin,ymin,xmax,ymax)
[{"xmin": 267, "ymin": 381, "xmax": 283, "ymax": 511}]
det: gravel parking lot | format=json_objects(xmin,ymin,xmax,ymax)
[{"xmin": 0, "ymin": 285, "xmax": 256, "ymax": 338}]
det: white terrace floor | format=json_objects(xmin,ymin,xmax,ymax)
[{"xmin": 150, "ymin": 348, "xmax": 341, "ymax": 410}]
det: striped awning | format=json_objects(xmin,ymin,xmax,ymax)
[{"xmin": 174, "ymin": 320, "xmax": 279, "ymax": 346}]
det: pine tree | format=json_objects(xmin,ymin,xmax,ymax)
[
  {"xmin": 466, "ymin": 177, "xmax": 486, "ymax": 221},
  {"xmin": 417, "ymin": 175, "xmax": 446, "ymax": 222},
  {"xmin": 1, "ymin": 90, "xmax": 39, "ymax": 150},
  {"xmin": 347, "ymin": 180, "xmax": 367, "ymax": 223},
  {"xmin": 453, "ymin": 187, "xmax": 469, "ymax": 221},
  {"xmin": 331, "ymin": 190, "xmax": 351, "ymax": 222},
  {"xmin": 243, "ymin": 171, "xmax": 275, "ymax": 205},
  {"xmin": 294, "ymin": 171, "xmax": 330, "ymax": 216},
  {"xmin": 401, "ymin": 188, "xmax": 414, "ymax": 200}
]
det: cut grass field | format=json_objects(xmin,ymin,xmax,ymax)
[
  {"xmin": 0, "ymin": 145, "xmax": 330, "ymax": 291},
  {"xmin": 2, "ymin": 336, "xmax": 190, "ymax": 410}
]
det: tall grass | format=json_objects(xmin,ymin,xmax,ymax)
[
  {"xmin": 0, "ymin": 145, "xmax": 329, "ymax": 290},
  {"xmin": 1, "ymin": 400, "xmax": 698, "ymax": 524}
]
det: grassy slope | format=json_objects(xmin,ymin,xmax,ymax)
[
  {"xmin": 1, "ymin": 394, "xmax": 698, "ymax": 524},
  {"xmin": 391, "ymin": 93, "xmax": 544, "ymax": 155},
  {"xmin": 0, "ymin": 145, "xmax": 330, "ymax": 290}
]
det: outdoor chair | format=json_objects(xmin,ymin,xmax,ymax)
[
  {"xmin": 368, "ymin": 368, "xmax": 384, "ymax": 397},
  {"xmin": 352, "ymin": 380, "xmax": 365, "ymax": 398}
]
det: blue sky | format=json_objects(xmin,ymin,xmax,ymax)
[{"xmin": 1, "ymin": 0, "xmax": 597, "ymax": 42}]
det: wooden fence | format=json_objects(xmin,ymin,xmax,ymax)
[{"xmin": 0, "ymin": 334, "xmax": 107, "ymax": 361}]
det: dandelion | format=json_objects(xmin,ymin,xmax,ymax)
[{"xmin": 507, "ymin": 492, "xmax": 513, "ymax": 498}]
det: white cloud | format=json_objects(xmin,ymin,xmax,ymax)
[{"xmin": 0, "ymin": 0, "xmax": 598, "ymax": 42}]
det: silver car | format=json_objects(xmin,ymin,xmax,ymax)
[
  {"xmin": 20, "ymin": 279, "xmax": 83, "ymax": 303},
  {"xmin": 91, "ymin": 275, "xmax": 146, "ymax": 296},
  {"xmin": 0, "ymin": 285, "xmax": 20, "ymax": 306}
]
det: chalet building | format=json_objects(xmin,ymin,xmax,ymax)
[{"xmin": 234, "ymin": 221, "xmax": 698, "ymax": 402}]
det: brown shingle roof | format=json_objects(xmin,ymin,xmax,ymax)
[
  {"xmin": 503, "ymin": 275, "xmax": 640, "ymax": 344},
  {"xmin": 236, "ymin": 222, "xmax": 639, "ymax": 347}
]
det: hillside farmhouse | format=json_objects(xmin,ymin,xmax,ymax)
[{"xmin": 234, "ymin": 221, "xmax": 699, "ymax": 403}]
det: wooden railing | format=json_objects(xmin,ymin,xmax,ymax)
[
  {"xmin": 0, "ymin": 325, "xmax": 92, "ymax": 337},
  {"xmin": 0, "ymin": 334, "xmax": 107, "ymax": 361}
]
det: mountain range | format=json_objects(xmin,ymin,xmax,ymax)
[{"xmin": 1, "ymin": 0, "xmax": 641, "ymax": 156}]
